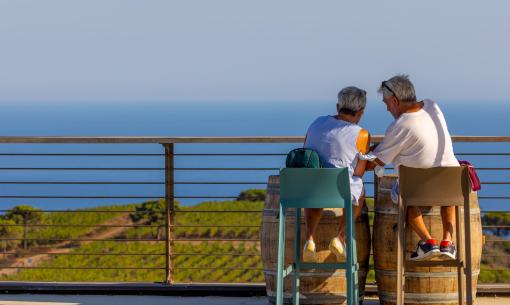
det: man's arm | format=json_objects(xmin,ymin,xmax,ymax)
[
  {"xmin": 364, "ymin": 125, "xmax": 408, "ymax": 170},
  {"xmin": 370, "ymin": 123, "xmax": 409, "ymax": 167}
]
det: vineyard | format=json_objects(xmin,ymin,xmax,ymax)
[
  {"xmin": 0, "ymin": 204, "xmax": 137, "ymax": 250},
  {"xmin": 3, "ymin": 241, "xmax": 262, "ymax": 283},
  {"xmin": 0, "ymin": 196, "xmax": 264, "ymax": 283},
  {"xmin": 0, "ymin": 191, "xmax": 509, "ymax": 283}
]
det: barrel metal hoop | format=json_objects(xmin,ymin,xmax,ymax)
[
  {"xmin": 375, "ymin": 268, "xmax": 480, "ymax": 277},
  {"xmin": 374, "ymin": 207, "xmax": 481, "ymax": 216},
  {"xmin": 379, "ymin": 291, "xmax": 476, "ymax": 303},
  {"xmin": 378, "ymin": 188, "xmax": 392, "ymax": 193},
  {"xmin": 267, "ymin": 293, "xmax": 364, "ymax": 304},
  {"xmin": 263, "ymin": 209, "xmax": 369, "ymax": 220},
  {"xmin": 264, "ymin": 268, "xmax": 368, "ymax": 277}
]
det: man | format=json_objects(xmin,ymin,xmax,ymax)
[
  {"xmin": 371, "ymin": 74, "xmax": 459, "ymax": 261},
  {"xmin": 302, "ymin": 86, "xmax": 370, "ymax": 262}
]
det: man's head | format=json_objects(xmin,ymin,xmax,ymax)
[
  {"xmin": 336, "ymin": 86, "xmax": 367, "ymax": 124},
  {"xmin": 378, "ymin": 74, "xmax": 418, "ymax": 119}
]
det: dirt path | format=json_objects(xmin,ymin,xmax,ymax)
[{"xmin": 0, "ymin": 215, "xmax": 134, "ymax": 277}]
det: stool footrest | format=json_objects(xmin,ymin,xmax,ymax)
[
  {"xmin": 283, "ymin": 261, "xmax": 359, "ymax": 278},
  {"xmin": 300, "ymin": 262, "xmax": 357, "ymax": 270},
  {"xmin": 406, "ymin": 260, "xmax": 463, "ymax": 268},
  {"xmin": 283, "ymin": 262, "xmax": 359, "ymax": 279}
]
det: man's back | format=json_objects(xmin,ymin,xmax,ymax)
[{"xmin": 374, "ymin": 99, "xmax": 459, "ymax": 169}]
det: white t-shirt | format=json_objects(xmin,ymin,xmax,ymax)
[
  {"xmin": 374, "ymin": 99, "xmax": 459, "ymax": 170},
  {"xmin": 304, "ymin": 116, "xmax": 365, "ymax": 205}
]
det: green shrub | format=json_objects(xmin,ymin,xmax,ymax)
[{"xmin": 237, "ymin": 189, "xmax": 266, "ymax": 202}]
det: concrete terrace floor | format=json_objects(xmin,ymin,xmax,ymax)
[{"xmin": 0, "ymin": 295, "xmax": 510, "ymax": 305}]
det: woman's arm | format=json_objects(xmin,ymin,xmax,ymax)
[{"xmin": 354, "ymin": 129, "xmax": 370, "ymax": 177}]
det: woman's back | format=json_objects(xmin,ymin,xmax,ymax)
[
  {"xmin": 304, "ymin": 115, "xmax": 366, "ymax": 204},
  {"xmin": 304, "ymin": 115, "xmax": 362, "ymax": 169}
]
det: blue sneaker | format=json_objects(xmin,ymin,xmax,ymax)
[
  {"xmin": 439, "ymin": 240, "xmax": 457, "ymax": 260},
  {"xmin": 410, "ymin": 239, "xmax": 440, "ymax": 261}
]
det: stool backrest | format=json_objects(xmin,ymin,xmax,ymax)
[
  {"xmin": 399, "ymin": 166, "xmax": 471, "ymax": 207},
  {"xmin": 280, "ymin": 168, "xmax": 351, "ymax": 208}
]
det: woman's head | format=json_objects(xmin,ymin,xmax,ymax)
[{"xmin": 337, "ymin": 86, "xmax": 367, "ymax": 123}]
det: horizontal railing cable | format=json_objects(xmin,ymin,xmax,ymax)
[
  {"xmin": 1, "ymin": 238, "xmax": 164, "ymax": 242},
  {"xmin": 0, "ymin": 181, "xmax": 166, "ymax": 184},
  {"xmin": 0, "ymin": 167, "xmax": 281, "ymax": 171},
  {"xmin": 173, "ymin": 267, "xmax": 262, "ymax": 271},
  {"xmin": 1, "ymin": 166, "xmax": 508, "ymax": 171},
  {"xmin": 5, "ymin": 209, "xmax": 507, "ymax": 214},
  {"xmin": 0, "ymin": 266, "xmax": 166, "ymax": 270},
  {"xmin": 0, "ymin": 252, "xmax": 260, "ymax": 257},
  {"xmin": 0, "ymin": 195, "xmax": 376, "ymax": 199},
  {"xmin": 1, "ymin": 152, "xmax": 510, "ymax": 156},
  {"xmin": 2, "ymin": 180, "xmax": 508, "ymax": 185},
  {"xmin": 0, "ymin": 224, "xmax": 259, "ymax": 228},
  {"xmin": 0, "ymin": 223, "xmax": 163, "ymax": 228},
  {"xmin": 0, "ymin": 252, "xmax": 166, "ymax": 256},
  {"xmin": 0, "ymin": 209, "xmax": 150, "ymax": 213},
  {"xmin": 0, "ymin": 196, "xmax": 165, "ymax": 199},
  {"xmin": 0, "ymin": 238, "xmax": 259, "ymax": 242},
  {"xmin": 0, "ymin": 153, "xmax": 164, "ymax": 156}
]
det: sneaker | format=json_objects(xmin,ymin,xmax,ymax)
[
  {"xmin": 439, "ymin": 240, "xmax": 457, "ymax": 260},
  {"xmin": 329, "ymin": 237, "xmax": 346, "ymax": 262},
  {"xmin": 302, "ymin": 240, "xmax": 317, "ymax": 262},
  {"xmin": 410, "ymin": 239, "xmax": 440, "ymax": 261}
]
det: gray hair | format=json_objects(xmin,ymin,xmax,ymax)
[
  {"xmin": 378, "ymin": 74, "xmax": 417, "ymax": 103},
  {"xmin": 337, "ymin": 86, "xmax": 367, "ymax": 113}
]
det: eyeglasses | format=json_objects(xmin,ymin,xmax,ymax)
[{"xmin": 382, "ymin": 81, "xmax": 398, "ymax": 98}]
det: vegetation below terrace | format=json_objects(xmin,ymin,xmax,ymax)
[{"xmin": 0, "ymin": 189, "xmax": 509, "ymax": 283}]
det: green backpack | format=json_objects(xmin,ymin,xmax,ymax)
[{"xmin": 285, "ymin": 148, "xmax": 323, "ymax": 168}]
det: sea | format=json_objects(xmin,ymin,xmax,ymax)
[{"xmin": 0, "ymin": 100, "xmax": 509, "ymax": 212}]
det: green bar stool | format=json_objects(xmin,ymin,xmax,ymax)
[{"xmin": 276, "ymin": 168, "xmax": 359, "ymax": 305}]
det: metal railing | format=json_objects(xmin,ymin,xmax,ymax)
[{"xmin": 0, "ymin": 136, "xmax": 509, "ymax": 289}]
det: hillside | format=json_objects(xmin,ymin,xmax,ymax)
[
  {"xmin": 0, "ymin": 199, "xmax": 264, "ymax": 283},
  {"xmin": 1, "ymin": 193, "xmax": 508, "ymax": 283}
]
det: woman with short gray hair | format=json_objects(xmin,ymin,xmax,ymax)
[{"xmin": 302, "ymin": 86, "xmax": 371, "ymax": 262}]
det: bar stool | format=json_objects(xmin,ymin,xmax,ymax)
[
  {"xmin": 276, "ymin": 168, "xmax": 358, "ymax": 305},
  {"xmin": 396, "ymin": 166, "xmax": 473, "ymax": 305}
]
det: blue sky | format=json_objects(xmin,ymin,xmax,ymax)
[{"xmin": 0, "ymin": 1, "xmax": 509, "ymax": 103}]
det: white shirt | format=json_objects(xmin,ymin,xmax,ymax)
[
  {"xmin": 374, "ymin": 99, "xmax": 459, "ymax": 171},
  {"xmin": 304, "ymin": 115, "xmax": 365, "ymax": 205}
]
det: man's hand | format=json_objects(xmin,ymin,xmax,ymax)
[{"xmin": 365, "ymin": 161, "xmax": 377, "ymax": 171}]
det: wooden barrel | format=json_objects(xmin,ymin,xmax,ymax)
[
  {"xmin": 373, "ymin": 175, "xmax": 483, "ymax": 305},
  {"xmin": 261, "ymin": 175, "xmax": 371, "ymax": 305}
]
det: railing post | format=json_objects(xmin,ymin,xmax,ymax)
[{"xmin": 163, "ymin": 143, "xmax": 175, "ymax": 284}]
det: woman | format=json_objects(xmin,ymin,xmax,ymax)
[{"xmin": 302, "ymin": 86, "xmax": 370, "ymax": 262}]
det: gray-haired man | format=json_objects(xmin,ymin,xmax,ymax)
[{"xmin": 371, "ymin": 75, "xmax": 459, "ymax": 261}]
